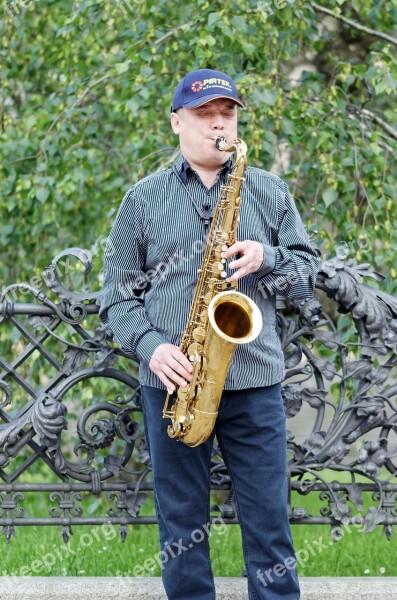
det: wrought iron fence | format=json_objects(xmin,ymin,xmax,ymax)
[{"xmin": 1, "ymin": 248, "xmax": 396, "ymax": 544}]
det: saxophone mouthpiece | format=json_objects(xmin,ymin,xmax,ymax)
[{"xmin": 215, "ymin": 136, "xmax": 227, "ymax": 151}]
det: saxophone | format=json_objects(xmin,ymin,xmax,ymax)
[{"xmin": 162, "ymin": 137, "xmax": 263, "ymax": 447}]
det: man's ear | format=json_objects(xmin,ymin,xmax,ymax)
[{"xmin": 171, "ymin": 111, "xmax": 180, "ymax": 134}]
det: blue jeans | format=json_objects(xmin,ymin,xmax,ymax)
[{"xmin": 140, "ymin": 384, "xmax": 300, "ymax": 600}]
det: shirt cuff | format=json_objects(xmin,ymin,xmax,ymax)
[
  {"xmin": 135, "ymin": 330, "xmax": 169, "ymax": 363},
  {"xmin": 255, "ymin": 244, "xmax": 276, "ymax": 278}
]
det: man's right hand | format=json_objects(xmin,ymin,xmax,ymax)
[{"xmin": 149, "ymin": 343, "xmax": 193, "ymax": 392}]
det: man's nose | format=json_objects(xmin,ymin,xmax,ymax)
[{"xmin": 210, "ymin": 114, "xmax": 226, "ymax": 129}]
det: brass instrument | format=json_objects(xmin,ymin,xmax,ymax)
[{"xmin": 162, "ymin": 137, "xmax": 263, "ymax": 447}]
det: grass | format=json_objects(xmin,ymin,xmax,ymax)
[{"xmin": 2, "ymin": 490, "xmax": 397, "ymax": 579}]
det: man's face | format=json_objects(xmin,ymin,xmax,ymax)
[{"xmin": 171, "ymin": 98, "xmax": 238, "ymax": 169}]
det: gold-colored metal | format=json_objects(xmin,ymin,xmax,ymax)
[{"xmin": 162, "ymin": 137, "xmax": 263, "ymax": 447}]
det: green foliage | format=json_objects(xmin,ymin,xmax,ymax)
[{"xmin": 1, "ymin": 0, "xmax": 396, "ymax": 290}]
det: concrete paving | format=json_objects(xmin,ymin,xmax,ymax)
[{"xmin": 0, "ymin": 577, "xmax": 396, "ymax": 599}]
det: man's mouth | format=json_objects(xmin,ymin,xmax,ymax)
[{"xmin": 210, "ymin": 136, "xmax": 228, "ymax": 146}]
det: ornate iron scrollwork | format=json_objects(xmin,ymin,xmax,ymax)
[
  {"xmin": 281, "ymin": 257, "xmax": 397, "ymax": 538},
  {"xmin": 0, "ymin": 249, "xmax": 396, "ymax": 542}
]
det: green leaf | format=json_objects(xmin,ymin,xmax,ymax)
[
  {"xmin": 262, "ymin": 90, "xmax": 277, "ymax": 105},
  {"xmin": 126, "ymin": 99, "xmax": 140, "ymax": 115},
  {"xmin": 231, "ymin": 15, "xmax": 246, "ymax": 30},
  {"xmin": 208, "ymin": 12, "xmax": 220, "ymax": 27},
  {"xmin": 115, "ymin": 62, "xmax": 129, "ymax": 75},
  {"xmin": 35, "ymin": 188, "xmax": 50, "ymax": 204},
  {"xmin": 281, "ymin": 118, "xmax": 296, "ymax": 135},
  {"xmin": 322, "ymin": 188, "xmax": 338, "ymax": 207}
]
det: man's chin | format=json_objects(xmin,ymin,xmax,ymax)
[
  {"xmin": 209, "ymin": 148, "xmax": 233, "ymax": 162},
  {"xmin": 208, "ymin": 151, "xmax": 227, "ymax": 164}
]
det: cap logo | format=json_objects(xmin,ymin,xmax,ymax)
[
  {"xmin": 191, "ymin": 81, "xmax": 204, "ymax": 92},
  {"xmin": 191, "ymin": 79, "xmax": 232, "ymax": 93},
  {"xmin": 203, "ymin": 78, "xmax": 232, "ymax": 89}
]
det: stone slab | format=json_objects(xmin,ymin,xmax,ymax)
[{"xmin": 0, "ymin": 576, "xmax": 396, "ymax": 599}]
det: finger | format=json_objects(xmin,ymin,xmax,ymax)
[
  {"xmin": 221, "ymin": 242, "xmax": 238, "ymax": 259},
  {"xmin": 222, "ymin": 241, "xmax": 248, "ymax": 259},
  {"xmin": 227, "ymin": 267, "xmax": 250, "ymax": 282},
  {"xmin": 170, "ymin": 349, "xmax": 193, "ymax": 373},
  {"xmin": 163, "ymin": 364, "xmax": 190, "ymax": 388},
  {"xmin": 228, "ymin": 256, "xmax": 247, "ymax": 269},
  {"xmin": 168, "ymin": 356, "xmax": 193, "ymax": 381},
  {"xmin": 160, "ymin": 374, "xmax": 176, "ymax": 393}
]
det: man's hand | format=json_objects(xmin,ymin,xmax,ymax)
[
  {"xmin": 149, "ymin": 343, "xmax": 193, "ymax": 393},
  {"xmin": 221, "ymin": 240, "xmax": 264, "ymax": 282}
]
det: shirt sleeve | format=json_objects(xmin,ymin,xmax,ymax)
[
  {"xmin": 255, "ymin": 180, "xmax": 321, "ymax": 299},
  {"xmin": 98, "ymin": 187, "xmax": 168, "ymax": 363}
]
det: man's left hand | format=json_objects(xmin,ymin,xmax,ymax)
[{"xmin": 221, "ymin": 240, "xmax": 263, "ymax": 282}]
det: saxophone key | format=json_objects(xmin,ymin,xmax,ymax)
[
  {"xmin": 192, "ymin": 326, "xmax": 206, "ymax": 343},
  {"xmin": 199, "ymin": 309, "xmax": 207, "ymax": 322},
  {"xmin": 187, "ymin": 342, "xmax": 203, "ymax": 359},
  {"xmin": 203, "ymin": 291, "xmax": 212, "ymax": 305}
]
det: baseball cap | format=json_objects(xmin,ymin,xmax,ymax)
[{"xmin": 171, "ymin": 68, "xmax": 245, "ymax": 113}]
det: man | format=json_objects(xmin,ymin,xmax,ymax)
[{"xmin": 99, "ymin": 68, "xmax": 319, "ymax": 600}]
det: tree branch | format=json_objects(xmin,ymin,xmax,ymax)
[
  {"xmin": 312, "ymin": 3, "xmax": 397, "ymax": 48},
  {"xmin": 360, "ymin": 127, "xmax": 394, "ymax": 154},
  {"xmin": 347, "ymin": 105, "xmax": 397, "ymax": 142},
  {"xmin": 154, "ymin": 23, "xmax": 192, "ymax": 46}
]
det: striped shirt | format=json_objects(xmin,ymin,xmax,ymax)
[{"xmin": 98, "ymin": 154, "xmax": 320, "ymax": 390}]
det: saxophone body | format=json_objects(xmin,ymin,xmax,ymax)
[{"xmin": 162, "ymin": 138, "xmax": 263, "ymax": 447}]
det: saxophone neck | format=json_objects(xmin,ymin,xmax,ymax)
[{"xmin": 215, "ymin": 137, "xmax": 247, "ymax": 173}]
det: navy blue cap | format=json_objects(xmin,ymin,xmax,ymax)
[{"xmin": 171, "ymin": 69, "xmax": 245, "ymax": 113}]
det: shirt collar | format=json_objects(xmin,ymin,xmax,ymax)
[{"xmin": 174, "ymin": 153, "xmax": 233, "ymax": 186}]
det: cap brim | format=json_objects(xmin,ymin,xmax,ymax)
[{"xmin": 181, "ymin": 94, "xmax": 245, "ymax": 109}]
